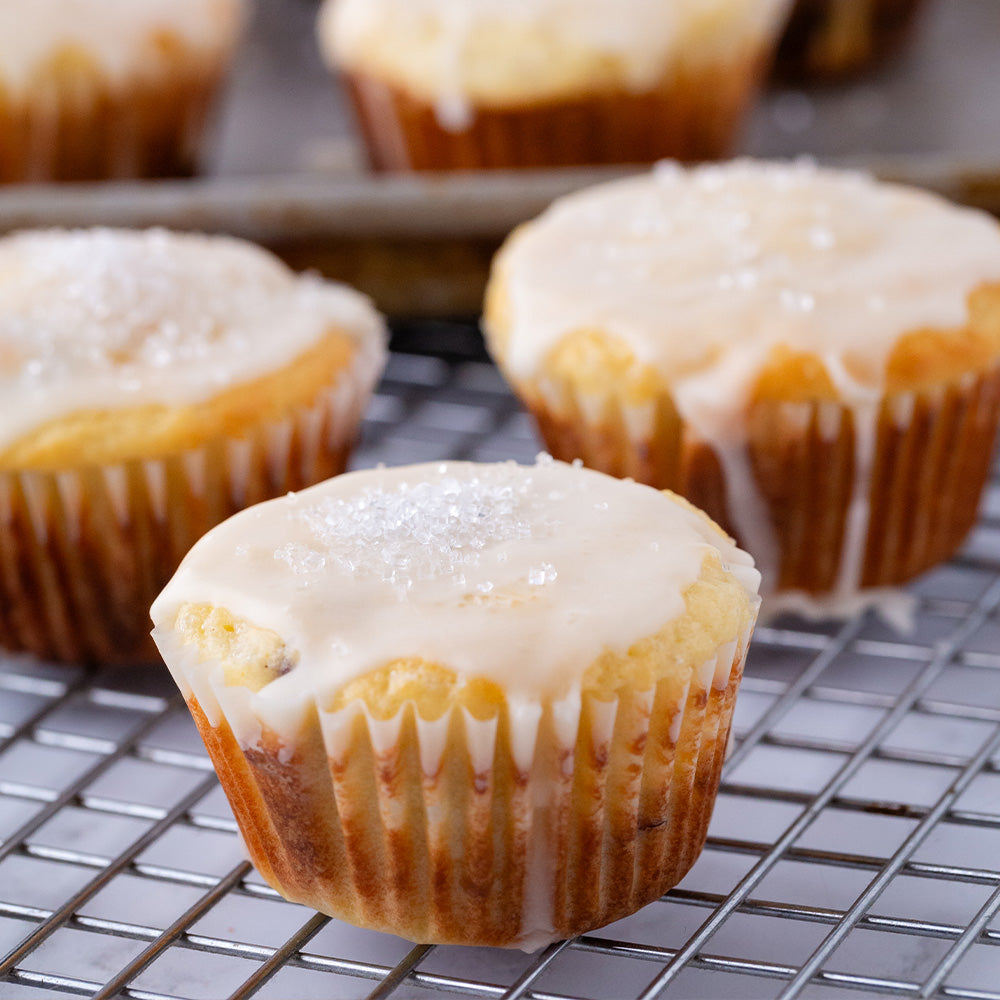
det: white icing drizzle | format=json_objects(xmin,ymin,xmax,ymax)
[
  {"xmin": 0, "ymin": 228, "xmax": 387, "ymax": 451},
  {"xmin": 318, "ymin": 0, "xmax": 791, "ymax": 127},
  {"xmin": 670, "ymin": 344, "xmax": 782, "ymax": 586},
  {"xmin": 761, "ymin": 587, "xmax": 918, "ymax": 634},
  {"xmin": 0, "ymin": 0, "xmax": 246, "ymax": 98},
  {"xmin": 487, "ymin": 160, "xmax": 1000, "ymax": 604},
  {"xmin": 834, "ymin": 400, "xmax": 879, "ymax": 597},
  {"xmin": 151, "ymin": 458, "xmax": 761, "ymax": 705}
]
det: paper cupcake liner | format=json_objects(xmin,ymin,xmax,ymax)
[
  {"xmin": 0, "ymin": 372, "xmax": 376, "ymax": 665},
  {"xmin": 773, "ymin": 0, "xmax": 926, "ymax": 82},
  {"xmin": 517, "ymin": 364, "xmax": 1000, "ymax": 597},
  {"xmin": 0, "ymin": 50, "xmax": 230, "ymax": 183},
  {"xmin": 160, "ymin": 622, "xmax": 755, "ymax": 948},
  {"xmin": 341, "ymin": 43, "xmax": 773, "ymax": 172}
]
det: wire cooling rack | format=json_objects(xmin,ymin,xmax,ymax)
[{"xmin": 3, "ymin": 320, "xmax": 1000, "ymax": 1000}]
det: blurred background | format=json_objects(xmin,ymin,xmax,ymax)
[{"xmin": 2, "ymin": 0, "xmax": 998, "ymax": 319}]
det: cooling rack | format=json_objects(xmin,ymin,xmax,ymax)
[{"xmin": 3, "ymin": 320, "xmax": 1000, "ymax": 1000}]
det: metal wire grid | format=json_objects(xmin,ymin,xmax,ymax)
[{"xmin": 2, "ymin": 325, "xmax": 1000, "ymax": 1000}]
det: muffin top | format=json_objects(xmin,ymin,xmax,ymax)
[
  {"xmin": 0, "ymin": 227, "xmax": 386, "ymax": 461},
  {"xmin": 0, "ymin": 0, "xmax": 246, "ymax": 95},
  {"xmin": 486, "ymin": 160, "xmax": 1000, "ymax": 418},
  {"xmin": 319, "ymin": 0, "xmax": 790, "ymax": 118},
  {"xmin": 152, "ymin": 458, "xmax": 760, "ymax": 720}
]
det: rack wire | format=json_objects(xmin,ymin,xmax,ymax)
[{"xmin": 3, "ymin": 321, "xmax": 1000, "ymax": 1000}]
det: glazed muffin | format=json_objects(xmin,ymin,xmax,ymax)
[
  {"xmin": 773, "ymin": 0, "xmax": 926, "ymax": 82},
  {"xmin": 0, "ymin": 0, "xmax": 246, "ymax": 183},
  {"xmin": 483, "ymin": 160, "xmax": 1000, "ymax": 616},
  {"xmin": 0, "ymin": 227, "xmax": 386, "ymax": 664},
  {"xmin": 151, "ymin": 458, "xmax": 760, "ymax": 947},
  {"xmin": 317, "ymin": 0, "xmax": 793, "ymax": 171}
]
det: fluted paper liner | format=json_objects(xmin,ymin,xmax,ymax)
[
  {"xmin": 0, "ymin": 42, "xmax": 232, "ymax": 182},
  {"xmin": 342, "ymin": 37, "xmax": 774, "ymax": 172},
  {"xmin": 0, "ymin": 370, "xmax": 376, "ymax": 664},
  {"xmin": 518, "ymin": 364, "xmax": 1000, "ymax": 596},
  {"xmin": 155, "ymin": 621, "xmax": 755, "ymax": 948}
]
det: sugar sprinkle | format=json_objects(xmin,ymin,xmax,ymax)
[{"xmin": 275, "ymin": 466, "xmax": 561, "ymax": 596}]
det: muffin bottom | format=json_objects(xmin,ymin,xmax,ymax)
[
  {"xmin": 523, "ymin": 367, "xmax": 1000, "ymax": 596},
  {"xmin": 341, "ymin": 46, "xmax": 771, "ymax": 172},
  {"xmin": 170, "ymin": 630, "xmax": 752, "ymax": 948},
  {"xmin": 0, "ymin": 385, "xmax": 365, "ymax": 665},
  {"xmin": 0, "ymin": 44, "xmax": 229, "ymax": 182}
]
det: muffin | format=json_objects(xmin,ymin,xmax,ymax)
[
  {"xmin": 150, "ymin": 458, "xmax": 760, "ymax": 947},
  {"xmin": 317, "ymin": 0, "xmax": 794, "ymax": 171},
  {"xmin": 0, "ymin": 0, "xmax": 246, "ymax": 183},
  {"xmin": 773, "ymin": 0, "xmax": 926, "ymax": 82},
  {"xmin": 0, "ymin": 227, "xmax": 386, "ymax": 664},
  {"xmin": 483, "ymin": 160, "xmax": 1000, "ymax": 615}
]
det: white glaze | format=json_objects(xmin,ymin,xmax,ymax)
[
  {"xmin": 487, "ymin": 160, "xmax": 1000, "ymax": 602},
  {"xmin": 0, "ymin": 228, "xmax": 387, "ymax": 451},
  {"xmin": 319, "ymin": 0, "xmax": 791, "ymax": 120},
  {"xmin": 151, "ymin": 458, "xmax": 761, "ymax": 714},
  {"xmin": 0, "ymin": 0, "xmax": 245, "ymax": 98},
  {"xmin": 760, "ymin": 587, "xmax": 918, "ymax": 633}
]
